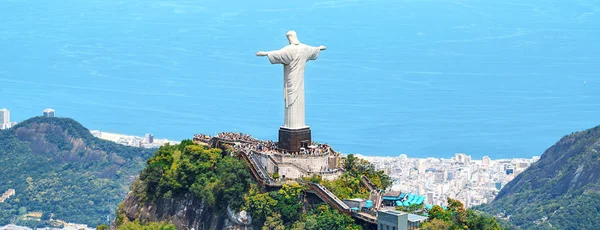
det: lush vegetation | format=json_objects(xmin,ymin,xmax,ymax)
[
  {"xmin": 316, "ymin": 154, "xmax": 391, "ymax": 199},
  {"xmin": 0, "ymin": 117, "xmax": 154, "ymax": 227},
  {"xmin": 116, "ymin": 140, "xmax": 254, "ymax": 227},
  {"xmin": 421, "ymin": 198, "xmax": 503, "ymax": 230},
  {"xmin": 244, "ymin": 182, "xmax": 361, "ymax": 230},
  {"xmin": 132, "ymin": 140, "xmax": 253, "ymax": 210},
  {"xmin": 476, "ymin": 125, "xmax": 600, "ymax": 229}
]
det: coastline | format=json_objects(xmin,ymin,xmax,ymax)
[{"xmin": 89, "ymin": 130, "xmax": 179, "ymax": 148}]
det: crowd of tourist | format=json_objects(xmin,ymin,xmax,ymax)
[
  {"xmin": 217, "ymin": 132, "xmax": 257, "ymax": 142},
  {"xmin": 193, "ymin": 134, "xmax": 212, "ymax": 142},
  {"xmin": 242, "ymin": 141, "xmax": 335, "ymax": 156},
  {"xmin": 194, "ymin": 132, "xmax": 257, "ymax": 143},
  {"xmin": 193, "ymin": 132, "xmax": 337, "ymax": 156}
]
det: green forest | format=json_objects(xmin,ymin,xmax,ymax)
[
  {"xmin": 422, "ymin": 198, "xmax": 503, "ymax": 230},
  {"xmin": 128, "ymin": 140, "xmax": 253, "ymax": 209},
  {"xmin": 0, "ymin": 117, "xmax": 154, "ymax": 227}
]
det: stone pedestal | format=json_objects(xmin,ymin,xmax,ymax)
[{"xmin": 278, "ymin": 127, "xmax": 311, "ymax": 152}]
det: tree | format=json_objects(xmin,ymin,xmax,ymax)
[
  {"xmin": 466, "ymin": 210, "xmax": 502, "ymax": 230},
  {"xmin": 272, "ymin": 182, "xmax": 304, "ymax": 224},
  {"xmin": 96, "ymin": 224, "xmax": 109, "ymax": 230},
  {"xmin": 302, "ymin": 205, "xmax": 360, "ymax": 230},
  {"xmin": 420, "ymin": 219, "xmax": 452, "ymax": 230},
  {"xmin": 18, "ymin": 207, "xmax": 27, "ymax": 215},
  {"xmin": 245, "ymin": 189, "xmax": 278, "ymax": 228},
  {"xmin": 426, "ymin": 199, "xmax": 503, "ymax": 230},
  {"xmin": 343, "ymin": 154, "xmax": 358, "ymax": 174},
  {"xmin": 428, "ymin": 205, "xmax": 450, "ymax": 222},
  {"xmin": 447, "ymin": 198, "xmax": 467, "ymax": 227},
  {"xmin": 216, "ymin": 156, "xmax": 252, "ymax": 210},
  {"xmin": 262, "ymin": 212, "xmax": 285, "ymax": 230}
]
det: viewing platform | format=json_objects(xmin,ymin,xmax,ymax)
[{"xmin": 194, "ymin": 132, "xmax": 342, "ymax": 181}]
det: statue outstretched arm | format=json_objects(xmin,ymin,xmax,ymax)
[
  {"xmin": 258, "ymin": 49, "xmax": 292, "ymax": 65},
  {"xmin": 319, "ymin": 45, "xmax": 326, "ymax": 51},
  {"xmin": 256, "ymin": 51, "xmax": 268, "ymax": 56}
]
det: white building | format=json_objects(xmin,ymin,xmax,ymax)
[
  {"xmin": 482, "ymin": 156, "xmax": 491, "ymax": 168},
  {"xmin": 0, "ymin": 108, "xmax": 11, "ymax": 130},
  {"xmin": 455, "ymin": 153, "xmax": 469, "ymax": 163},
  {"xmin": 144, "ymin": 133, "xmax": 154, "ymax": 144},
  {"xmin": 0, "ymin": 108, "xmax": 9, "ymax": 124},
  {"xmin": 43, "ymin": 108, "xmax": 55, "ymax": 118}
]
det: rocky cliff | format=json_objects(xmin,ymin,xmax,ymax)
[
  {"xmin": 117, "ymin": 189, "xmax": 222, "ymax": 229},
  {"xmin": 117, "ymin": 188, "xmax": 253, "ymax": 230}
]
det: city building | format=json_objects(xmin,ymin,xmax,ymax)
[
  {"xmin": 482, "ymin": 156, "xmax": 491, "ymax": 168},
  {"xmin": 0, "ymin": 109, "xmax": 16, "ymax": 130},
  {"xmin": 378, "ymin": 210, "xmax": 408, "ymax": 230},
  {"xmin": 43, "ymin": 108, "xmax": 55, "ymax": 117},
  {"xmin": 144, "ymin": 133, "xmax": 154, "ymax": 144},
  {"xmin": 426, "ymin": 192, "xmax": 434, "ymax": 205},
  {"xmin": 407, "ymin": 214, "xmax": 428, "ymax": 229},
  {"xmin": 377, "ymin": 210, "xmax": 428, "ymax": 230},
  {"xmin": 0, "ymin": 108, "xmax": 9, "ymax": 124},
  {"xmin": 360, "ymin": 153, "xmax": 537, "ymax": 208}
]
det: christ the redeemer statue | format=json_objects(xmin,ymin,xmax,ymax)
[{"xmin": 256, "ymin": 30, "xmax": 326, "ymax": 151}]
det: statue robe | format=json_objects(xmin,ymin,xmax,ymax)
[{"xmin": 267, "ymin": 44, "xmax": 320, "ymax": 129}]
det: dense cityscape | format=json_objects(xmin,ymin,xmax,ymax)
[{"xmin": 360, "ymin": 153, "xmax": 540, "ymax": 208}]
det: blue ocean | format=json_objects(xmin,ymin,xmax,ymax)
[{"xmin": 1, "ymin": 0, "xmax": 598, "ymax": 158}]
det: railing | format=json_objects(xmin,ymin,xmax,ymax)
[
  {"xmin": 238, "ymin": 151, "xmax": 265, "ymax": 184},
  {"xmin": 309, "ymin": 183, "xmax": 350, "ymax": 213},
  {"xmin": 361, "ymin": 175, "xmax": 378, "ymax": 191},
  {"xmin": 249, "ymin": 154, "xmax": 272, "ymax": 183},
  {"xmin": 273, "ymin": 152, "xmax": 333, "ymax": 158}
]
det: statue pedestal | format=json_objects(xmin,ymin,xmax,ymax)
[{"xmin": 278, "ymin": 127, "xmax": 311, "ymax": 152}]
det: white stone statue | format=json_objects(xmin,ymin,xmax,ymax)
[{"xmin": 256, "ymin": 30, "xmax": 326, "ymax": 129}]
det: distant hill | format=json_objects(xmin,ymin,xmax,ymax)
[
  {"xmin": 0, "ymin": 117, "xmax": 155, "ymax": 228},
  {"xmin": 476, "ymin": 125, "xmax": 600, "ymax": 229}
]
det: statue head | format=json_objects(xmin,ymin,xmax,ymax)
[{"xmin": 286, "ymin": 30, "xmax": 300, "ymax": 45}]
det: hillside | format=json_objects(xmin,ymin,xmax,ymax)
[
  {"xmin": 115, "ymin": 142, "xmax": 368, "ymax": 230},
  {"xmin": 115, "ymin": 140, "xmax": 255, "ymax": 229},
  {"xmin": 0, "ymin": 117, "xmax": 154, "ymax": 227},
  {"xmin": 477, "ymin": 125, "xmax": 600, "ymax": 229}
]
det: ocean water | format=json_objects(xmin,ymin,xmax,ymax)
[{"xmin": 1, "ymin": 0, "xmax": 598, "ymax": 159}]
